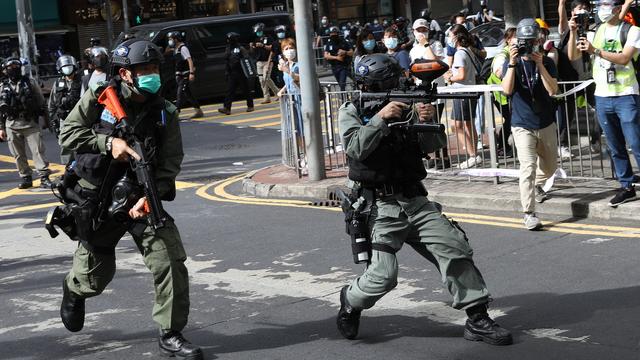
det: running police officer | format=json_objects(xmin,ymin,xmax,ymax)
[
  {"xmin": 0, "ymin": 58, "xmax": 51, "ymax": 189},
  {"xmin": 57, "ymin": 39, "xmax": 203, "ymax": 359},
  {"xmin": 167, "ymin": 30, "xmax": 204, "ymax": 118},
  {"xmin": 81, "ymin": 46, "xmax": 109, "ymax": 96},
  {"xmin": 250, "ymin": 22, "xmax": 280, "ymax": 104},
  {"xmin": 336, "ymin": 54, "xmax": 513, "ymax": 346},
  {"xmin": 47, "ymin": 55, "xmax": 81, "ymax": 164}
]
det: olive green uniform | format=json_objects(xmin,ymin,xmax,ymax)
[
  {"xmin": 339, "ymin": 102, "xmax": 490, "ymax": 311},
  {"xmin": 59, "ymin": 83, "xmax": 189, "ymax": 331},
  {"xmin": 0, "ymin": 77, "xmax": 50, "ymax": 178}
]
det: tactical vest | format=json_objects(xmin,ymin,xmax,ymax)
[
  {"xmin": 174, "ymin": 44, "xmax": 189, "ymax": 73},
  {"xmin": 52, "ymin": 76, "xmax": 81, "ymax": 114},
  {"xmin": 1, "ymin": 76, "xmax": 35, "ymax": 117},
  {"xmin": 346, "ymin": 102, "xmax": 427, "ymax": 186},
  {"xmin": 74, "ymin": 84, "xmax": 167, "ymax": 189}
]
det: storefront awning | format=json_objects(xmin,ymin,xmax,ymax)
[{"xmin": 0, "ymin": 25, "xmax": 75, "ymax": 38}]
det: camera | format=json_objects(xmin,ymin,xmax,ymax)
[
  {"xmin": 0, "ymin": 87, "xmax": 13, "ymax": 113},
  {"xmin": 575, "ymin": 12, "xmax": 592, "ymax": 38},
  {"xmin": 516, "ymin": 39, "xmax": 539, "ymax": 56}
]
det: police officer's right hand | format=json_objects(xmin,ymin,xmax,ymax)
[
  {"xmin": 378, "ymin": 101, "xmax": 407, "ymax": 122},
  {"xmin": 111, "ymin": 137, "xmax": 141, "ymax": 162},
  {"xmin": 0, "ymin": 129, "xmax": 6, "ymax": 141}
]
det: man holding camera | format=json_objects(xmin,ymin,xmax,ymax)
[
  {"xmin": 335, "ymin": 53, "xmax": 513, "ymax": 346},
  {"xmin": 0, "ymin": 58, "xmax": 51, "ymax": 189},
  {"xmin": 502, "ymin": 19, "xmax": 559, "ymax": 231},
  {"xmin": 568, "ymin": 0, "xmax": 640, "ymax": 207}
]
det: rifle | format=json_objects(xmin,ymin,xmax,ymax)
[{"xmin": 97, "ymin": 86, "xmax": 167, "ymax": 230}]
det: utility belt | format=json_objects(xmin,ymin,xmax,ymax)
[{"xmin": 362, "ymin": 181, "xmax": 427, "ymax": 199}]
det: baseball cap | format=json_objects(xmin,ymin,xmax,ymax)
[{"xmin": 412, "ymin": 18, "xmax": 429, "ymax": 30}]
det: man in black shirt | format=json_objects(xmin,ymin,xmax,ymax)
[
  {"xmin": 250, "ymin": 23, "xmax": 279, "ymax": 104},
  {"xmin": 219, "ymin": 32, "xmax": 254, "ymax": 115},
  {"xmin": 324, "ymin": 26, "xmax": 353, "ymax": 91},
  {"xmin": 167, "ymin": 31, "xmax": 203, "ymax": 118}
]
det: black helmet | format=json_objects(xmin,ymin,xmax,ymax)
[
  {"xmin": 2, "ymin": 57, "xmax": 22, "ymax": 70},
  {"xmin": 55, "ymin": 55, "xmax": 78, "ymax": 74},
  {"xmin": 420, "ymin": 8, "xmax": 432, "ymax": 20},
  {"xmin": 395, "ymin": 16, "xmax": 406, "ymax": 24},
  {"xmin": 516, "ymin": 18, "xmax": 540, "ymax": 39},
  {"xmin": 88, "ymin": 46, "xmax": 109, "ymax": 69},
  {"xmin": 226, "ymin": 32, "xmax": 241, "ymax": 43},
  {"xmin": 329, "ymin": 26, "xmax": 339, "ymax": 34},
  {"xmin": 167, "ymin": 30, "xmax": 185, "ymax": 41},
  {"xmin": 89, "ymin": 37, "xmax": 101, "ymax": 47},
  {"xmin": 354, "ymin": 54, "xmax": 401, "ymax": 91},
  {"xmin": 253, "ymin": 22, "xmax": 265, "ymax": 33},
  {"xmin": 111, "ymin": 39, "xmax": 163, "ymax": 69},
  {"xmin": 274, "ymin": 25, "xmax": 287, "ymax": 33}
]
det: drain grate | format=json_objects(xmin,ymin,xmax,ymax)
[{"xmin": 311, "ymin": 199, "xmax": 342, "ymax": 207}]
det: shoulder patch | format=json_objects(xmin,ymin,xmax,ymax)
[
  {"xmin": 100, "ymin": 109, "xmax": 116, "ymax": 124},
  {"xmin": 90, "ymin": 80, "xmax": 108, "ymax": 92}
]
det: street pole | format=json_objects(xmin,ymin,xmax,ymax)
[
  {"xmin": 122, "ymin": 0, "xmax": 130, "ymax": 32},
  {"xmin": 292, "ymin": 0, "xmax": 326, "ymax": 180},
  {"xmin": 15, "ymin": 0, "xmax": 38, "ymax": 79},
  {"xmin": 104, "ymin": 0, "xmax": 114, "ymax": 49}
]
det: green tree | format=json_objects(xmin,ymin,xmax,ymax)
[{"xmin": 503, "ymin": 0, "xmax": 538, "ymax": 28}]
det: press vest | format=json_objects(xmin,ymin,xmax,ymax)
[{"xmin": 592, "ymin": 23, "xmax": 639, "ymax": 97}]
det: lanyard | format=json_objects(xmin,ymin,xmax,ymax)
[{"xmin": 520, "ymin": 58, "xmax": 538, "ymax": 99}]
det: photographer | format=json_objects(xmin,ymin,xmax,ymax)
[
  {"xmin": 335, "ymin": 53, "xmax": 513, "ymax": 346},
  {"xmin": 568, "ymin": 0, "xmax": 640, "ymax": 207},
  {"xmin": 0, "ymin": 58, "xmax": 51, "ymax": 189},
  {"xmin": 502, "ymin": 19, "xmax": 559, "ymax": 231}
]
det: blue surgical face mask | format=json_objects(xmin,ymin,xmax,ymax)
[
  {"xmin": 256, "ymin": 31, "xmax": 263, "ymax": 37},
  {"xmin": 136, "ymin": 73, "xmax": 161, "ymax": 94},
  {"xmin": 363, "ymin": 39, "xmax": 376, "ymax": 51},
  {"xmin": 277, "ymin": 32, "xmax": 285, "ymax": 39},
  {"xmin": 384, "ymin": 37, "xmax": 398, "ymax": 50}
]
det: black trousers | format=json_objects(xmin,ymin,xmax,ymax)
[
  {"xmin": 223, "ymin": 71, "xmax": 254, "ymax": 110},
  {"xmin": 175, "ymin": 76, "xmax": 200, "ymax": 110}
]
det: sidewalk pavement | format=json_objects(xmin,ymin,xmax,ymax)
[{"xmin": 243, "ymin": 164, "xmax": 640, "ymax": 223}]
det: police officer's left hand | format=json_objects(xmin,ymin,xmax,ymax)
[
  {"xmin": 416, "ymin": 103, "xmax": 435, "ymax": 122},
  {"xmin": 129, "ymin": 197, "xmax": 149, "ymax": 219}
]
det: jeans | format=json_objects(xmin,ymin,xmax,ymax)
[
  {"xmin": 594, "ymin": 95, "xmax": 640, "ymax": 188},
  {"xmin": 475, "ymin": 94, "xmax": 485, "ymax": 136},
  {"xmin": 332, "ymin": 66, "xmax": 348, "ymax": 91}
]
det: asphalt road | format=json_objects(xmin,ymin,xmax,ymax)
[{"xmin": 1, "ymin": 101, "xmax": 640, "ymax": 360}]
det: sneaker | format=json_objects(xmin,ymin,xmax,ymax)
[
  {"xmin": 217, "ymin": 107, "xmax": 231, "ymax": 115},
  {"xmin": 558, "ymin": 146, "xmax": 572, "ymax": 160},
  {"xmin": 608, "ymin": 186, "xmax": 637, "ymax": 207},
  {"xmin": 523, "ymin": 213, "xmax": 543, "ymax": 231},
  {"xmin": 458, "ymin": 155, "xmax": 482, "ymax": 169},
  {"xmin": 535, "ymin": 185, "xmax": 549, "ymax": 203},
  {"xmin": 464, "ymin": 312, "xmax": 513, "ymax": 346},
  {"xmin": 190, "ymin": 108, "xmax": 204, "ymax": 119},
  {"xmin": 336, "ymin": 286, "xmax": 361, "ymax": 340}
]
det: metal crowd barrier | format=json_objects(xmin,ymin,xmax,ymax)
[{"xmin": 280, "ymin": 80, "xmax": 615, "ymax": 182}]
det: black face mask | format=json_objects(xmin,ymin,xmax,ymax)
[
  {"xmin": 6, "ymin": 67, "xmax": 21, "ymax": 80},
  {"xmin": 330, "ymin": 34, "xmax": 339, "ymax": 41}
]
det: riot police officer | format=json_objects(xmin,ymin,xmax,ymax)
[
  {"xmin": 167, "ymin": 30, "xmax": 204, "ymax": 118},
  {"xmin": 80, "ymin": 46, "xmax": 109, "ymax": 96},
  {"xmin": 0, "ymin": 57, "xmax": 51, "ymax": 189},
  {"xmin": 57, "ymin": 39, "xmax": 203, "ymax": 359},
  {"xmin": 336, "ymin": 54, "xmax": 513, "ymax": 346},
  {"xmin": 218, "ymin": 32, "xmax": 254, "ymax": 115},
  {"xmin": 250, "ymin": 22, "xmax": 279, "ymax": 104},
  {"xmin": 47, "ymin": 54, "xmax": 81, "ymax": 164}
]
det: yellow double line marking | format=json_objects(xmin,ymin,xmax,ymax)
[{"xmin": 196, "ymin": 174, "xmax": 640, "ymax": 238}]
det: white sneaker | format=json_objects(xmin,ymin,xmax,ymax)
[
  {"xmin": 458, "ymin": 155, "xmax": 482, "ymax": 169},
  {"xmin": 523, "ymin": 213, "xmax": 543, "ymax": 230},
  {"xmin": 477, "ymin": 140, "xmax": 484, "ymax": 151},
  {"xmin": 558, "ymin": 146, "xmax": 572, "ymax": 160}
]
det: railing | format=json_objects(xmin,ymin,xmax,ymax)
[{"xmin": 280, "ymin": 80, "xmax": 614, "ymax": 182}]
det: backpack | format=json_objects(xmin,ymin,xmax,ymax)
[
  {"xmin": 477, "ymin": 57, "xmax": 493, "ymax": 83},
  {"xmin": 460, "ymin": 48, "xmax": 483, "ymax": 84}
]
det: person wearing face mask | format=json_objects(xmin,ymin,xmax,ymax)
[
  {"xmin": 502, "ymin": 19, "xmax": 559, "ymax": 230},
  {"xmin": 167, "ymin": 30, "xmax": 203, "ymax": 119},
  {"xmin": 568, "ymin": 0, "xmax": 640, "ymax": 207},
  {"xmin": 80, "ymin": 46, "xmax": 109, "ymax": 96},
  {"xmin": 272, "ymin": 25, "xmax": 288, "ymax": 88},
  {"xmin": 57, "ymin": 38, "xmax": 204, "ymax": 360},
  {"xmin": 316, "ymin": 16, "xmax": 332, "ymax": 47},
  {"xmin": 324, "ymin": 26, "xmax": 354, "ymax": 91},
  {"xmin": 250, "ymin": 23, "xmax": 279, "ymax": 104},
  {"xmin": 0, "ymin": 58, "xmax": 51, "ymax": 189},
  {"xmin": 353, "ymin": 28, "xmax": 383, "ymax": 67},
  {"xmin": 219, "ymin": 32, "xmax": 254, "ymax": 115},
  {"xmin": 277, "ymin": 38, "xmax": 304, "ymax": 155},
  {"xmin": 383, "ymin": 28, "xmax": 411, "ymax": 78},
  {"xmin": 370, "ymin": 18, "xmax": 384, "ymax": 41},
  {"xmin": 47, "ymin": 55, "xmax": 81, "ymax": 163}
]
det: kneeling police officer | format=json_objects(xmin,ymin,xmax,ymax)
[
  {"xmin": 336, "ymin": 54, "xmax": 513, "ymax": 346},
  {"xmin": 56, "ymin": 39, "xmax": 203, "ymax": 359}
]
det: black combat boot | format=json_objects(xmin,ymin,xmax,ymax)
[
  {"xmin": 18, "ymin": 175, "xmax": 32, "ymax": 189},
  {"xmin": 464, "ymin": 303, "xmax": 513, "ymax": 346},
  {"xmin": 60, "ymin": 279, "xmax": 85, "ymax": 332},
  {"xmin": 336, "ymin": 285, "xmax": 361, "ymax": 340},
  {"xmin": 158, "ymin": 330, "xmax": 204, "ymax": 360},
  {"xmin": 40, "ymin": 175, "xmax": 53, "ymax": 189}
]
